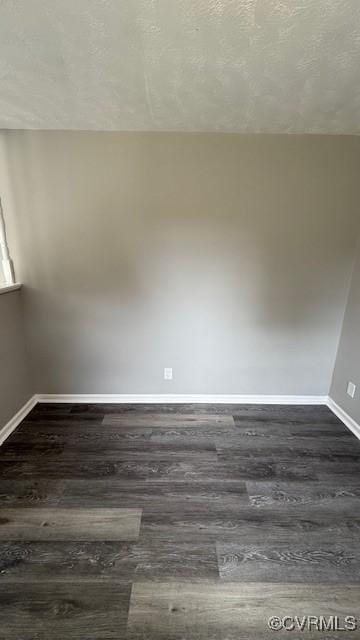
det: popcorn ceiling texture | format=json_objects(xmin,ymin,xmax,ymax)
[{"xmin": 1, "ymin": 0, "xmax": 360, "ymax": 133}]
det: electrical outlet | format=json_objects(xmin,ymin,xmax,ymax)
[
  {"xmin": 164, "ymin": 367, "xmax": 173, "ymax": 380},
  {"xmin": 347, "ymin": 381, "xmax": 356, "ymax": 399}
]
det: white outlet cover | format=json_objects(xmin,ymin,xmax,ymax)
[
  {"xmin": 164, "ymin": 367, "xmax": 173, "ymax": 380},
  {"xmin": 347, "ymin": 381, "xmax": 356, "ymax": 398}
]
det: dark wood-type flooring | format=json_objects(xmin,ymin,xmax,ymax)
[{"xmin": 1, "ymin": 403, "xmax": 360, "ymax": 638}]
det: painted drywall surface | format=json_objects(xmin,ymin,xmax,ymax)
[
  {"xmin": 2, "ymin": 131, "xmax": 360, "ymax": 395},
  {"xmin": 0, "ymin": 291, "xmax": 31, "ymax": 427},
  {"xmin": 330, "ymin": 240, "xmax": 360, "ymax": 423},
  {"xmin": 1, "ymin": 1, "xmax": 360, "ymax": 134}
]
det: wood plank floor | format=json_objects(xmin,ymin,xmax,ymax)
[{"xmin": 1, "ymin": 403, "xmax": 360, "ymax": 639}]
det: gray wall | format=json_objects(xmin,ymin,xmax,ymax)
[
  {"xmin": 2, "ymin": 131, "xmax": 360, "ymax": 396},
  {"xmin": 0, "ymin": 290, "xmax": 32, "ymax": 427},
  {"xmin": 331, "ymin": 238, "xmax": 360, "ymax": 421}
]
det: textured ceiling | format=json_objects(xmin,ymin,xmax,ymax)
[{"xmin": 1, "ymin": 0, "xmax": 360, "ymax": 133}]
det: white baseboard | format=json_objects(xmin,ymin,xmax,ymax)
[
  {"xmin": 327, "ymin": 397, "xmax": 360, "ymax": 441},
  {"xmin": 0, "ymin": 395, "xmax": 37, "ymax": 445},
  {"xmin": 36, "ymin": 393, "xmax": 328, "ymax": 405}
]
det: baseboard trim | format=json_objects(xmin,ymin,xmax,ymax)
[
  {"xmin": 36, "ymin": 393, "xmax": 328, "ymax": 405},
  {"xmin": 0, "ymin": 395, "xmax": 38, "ymax": 446},
  {"xmin": 327, "ymin": 397, "xmax": 360, "ymax": 441}
]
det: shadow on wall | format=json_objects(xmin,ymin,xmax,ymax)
[{"xmin": 1, "ymin": 131, "xmax": 359, "ymax": 394}]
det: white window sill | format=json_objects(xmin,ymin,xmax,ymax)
[{"xmin": 0, "ymin": 283, "xmax": 22, "ymax": 295}]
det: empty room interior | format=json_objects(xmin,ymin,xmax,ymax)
[{"xmin": 1, "ymin": 1, "xmax": 360, "ymax": 638}]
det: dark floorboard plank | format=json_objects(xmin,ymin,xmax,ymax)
[
  {"xmin": 231, "ymin": 404, "xmax": 340, "ymax": 423},
  {"xmin": 148, "ymin": 425, "xmax": 236, "ymax": 440},
  {"xmin": 289, "ymin": 423, "xmax": 353, "ymax": 438},
  {"xmin": 16, "ymin": 420, "xmax": 105, "ymax": 441},
  {"xmin": 140, "ymin": 506, "xmax": 360, "ymax": 543},
  {"xmin": 216, "ymin": 435, "xmax": 360, "ymax": 458},
  {"xmin": 231, "ymin": 421, "xmax": 294, "ymax": 438},
  {"xmin": 0, "ymin": 458, "xmax": 124, "ymax": 478},
  {"xmin": 0, "ymin": 581, "xmax": 131, "ymax": 639},
  {"xmin": 126, "ymin": 582, "xmax": 360, "ymax": 640},
  {"xmin": 27, "ymin": 402, "xmax": 73, "ymax": 415},
  {"xmin": 75, "ymin": 403, "xmax": 239, "ymax": 415},
  {"xmin": 217, "ymin": 541, "xmax": 360, "ymax": 582},
  {"xmin": 103, "ymin": 412, "xmax": 234, "ymax": 428},
  {"xmin": 8, "ymin": 423, "xmax": 155, "ymax": 445},
  {"xmin": 0, "ymin": 442, "xmax": 68, "ymax": 459},
  {"xmin": 232, "ymin": 419, "xmax": 351, "ymax": 438},
  {"xmin": 0, "ymin": 541, "xmax": 137, "ymax": 582},
  {"xmin": 24, "ymin": 403, "xmax": 105, "ymax": 424},
  {"xmin": 0, "ymin": 440, "xmax": 218, "ymax": 461},
  {"xmin": 0, "ymin": 478, "xmax": 64, "ymax": 507},
  {"xmin": 0, "ymin": 456, "xmax": 320, "ymax": 481},
  {"xmin": 22, "ymin": 415, "xmax": 105, "ymax": 427},
  {"xmin": 0, "ymin": 540, "xmax": 218, "ymax": 584},
  {"xmin": 246, "ymin": 480, "xmax": 360, "ymax": 510},
  {"xmin": 216, "ymin": 456, "xmax": 319, "ymax": 480},
  {"xmin": 0, "ymin": 508, "xmax": 142, "ymax": 541},
  {"xmin": 316, "ymin": 463, "xmax": 360, "ymax": 479},
  {"xmin": 58, "ymin": 479, "xmax": 249, "ymax": 514}
]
